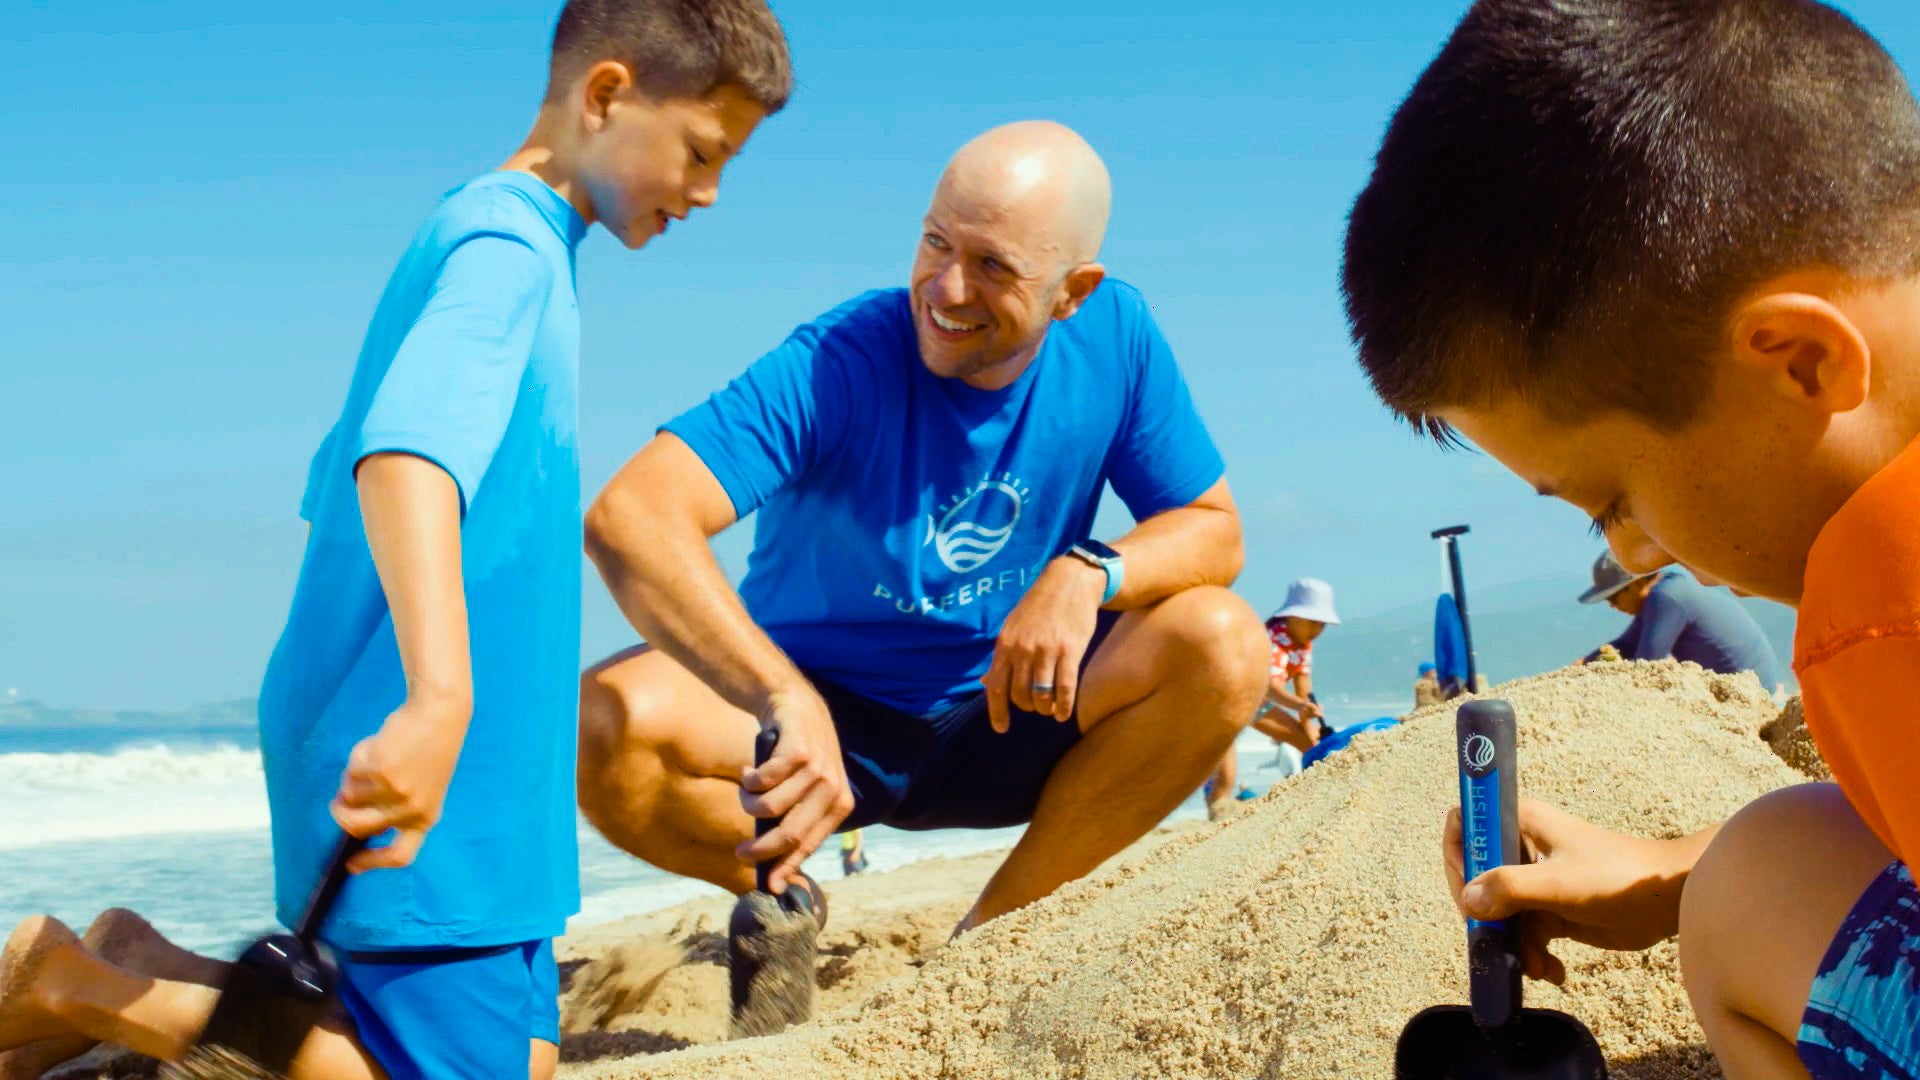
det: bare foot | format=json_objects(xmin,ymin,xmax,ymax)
[
  {"xmin": 0, "ymin": 918, "xmax": 80, "ymax": 1053},
  {"xmin": 82, "ymin": 909, "xmax": 224, "ymax": 987},
  {"xmin": 0, "ymin": 909, "xmax": 195, "ymax": 1075}
]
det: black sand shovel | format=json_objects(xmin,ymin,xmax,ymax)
[
  {"xmin": 1395, "ymin": 699, "xmax": 1607, "ymax": 1080},
  {"xmin": 163, "ymin": 832, "xmax": 367, "ymax": 1080},
  {"xmin": 727, "ymin": 725, "xmax": 819, "ymax": 1039}
]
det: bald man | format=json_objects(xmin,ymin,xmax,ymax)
[{"xmin": 578, "ymin": 122, "xmax": 1266, "ymax": 932}]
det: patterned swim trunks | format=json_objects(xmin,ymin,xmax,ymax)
[{"xmin": 1798, "ymin": 860, "xmax": 1920, "ymax": 1079}]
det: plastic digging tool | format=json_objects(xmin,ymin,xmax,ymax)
[
  {"xmin": 1394, "ymin": 700, "xmax": 1607, "ymax": 1079},
  {"xmin": 162, "ymin": 833, "xmax": 367, "ymax": 1080},
  {"xmin": 1431, "ymin": 525, "xmax": 1479, "ymax": 699},
  {"xmin": 728, "ymin": 725, "xmax": 819, "ymax": 1039}
]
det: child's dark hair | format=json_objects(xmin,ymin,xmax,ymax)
[
  {"xmin": 1342, "ymin": 0, "xmax": 1920, "ymax": 441},
  {"xmin": 548, "ymin": 0, "xmax": 793, "ymax": 114}
]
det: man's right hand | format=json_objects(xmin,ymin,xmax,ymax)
[
  {"xmin": 736, "ymin": 686, "xmax": 855, "ymax": 893},
  {"xmin": 1441, "ymin": 798, "xmax": 1698, "ymax": 984}
]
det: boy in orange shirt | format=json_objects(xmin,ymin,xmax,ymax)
[{"xmin": 1343, "ymin": 0, "xmax": 1920, "ymax": 1073}]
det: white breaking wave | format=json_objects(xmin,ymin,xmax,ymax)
[{"xmin": 0, "ymin": 745, "xmax": 269, "ymax": 849}]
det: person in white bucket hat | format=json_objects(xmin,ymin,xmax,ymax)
[{"xmin": 1204, "ymin": 578, "xmax": 1340, "ymax": 818}]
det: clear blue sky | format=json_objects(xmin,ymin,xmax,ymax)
[{"xmin": 3, "ymin": 1, "xmax": 1915, "ymax": 709}]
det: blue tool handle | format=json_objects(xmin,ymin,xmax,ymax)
[{"xmin": 1457, "ymin": 698, "xmax": 1522, "ymax": 1028}]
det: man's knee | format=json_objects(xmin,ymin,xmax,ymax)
[
  {"xmin": 576, "ymin": 657, "xmax": 674, "ymax": 813},
  {"xmin": 1154, "ymin": 586, "xmax": 1268, "ymax": 698}
]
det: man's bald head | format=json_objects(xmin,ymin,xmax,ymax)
[
  {"xmin": 910, "ymin": 122, "xmax": 1114, "ymax": 390},
  {"xmin": 934, "ymin": 121, "xmax": 1112, "ymax": 267}
]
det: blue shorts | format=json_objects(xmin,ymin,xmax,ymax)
[
  {"xmin": 336, "ymin": 939, "xmax": 559, "ymax": 1080},
  {"xmin": 1798, "ymin": 860, "xmax": 1920, "ymax": 1078},
  {"xmin": 822, "ymin": 610, "xmax": 1120, "ymax": 832}
]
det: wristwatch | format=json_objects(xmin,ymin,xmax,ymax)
[{"xmin": 1067, "ymin": 540, "xmax": 1124, "ymax": 605}]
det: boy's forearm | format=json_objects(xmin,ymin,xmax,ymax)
[
  {"xmin": 1648, "ymin": 823, "xmax": 1721, "ymax": 880},
  {"xmin": 356, "ymin": 453, "xmax": 475, "ymax": 717}
]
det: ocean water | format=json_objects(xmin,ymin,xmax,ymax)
[{"xmin": 0, "ymin": 701, "xmax": 1400, "ymax": 957}]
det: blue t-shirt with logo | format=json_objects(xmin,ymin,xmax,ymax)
[
  {"xmin": 258, "ymin": 172, "xmax": 585, "ymax": 949},
  {"xmin": 664, "ymin": 281, "xmax": 1225, "ymax": 713}
]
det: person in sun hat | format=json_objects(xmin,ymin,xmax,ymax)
[
  {"xmin": 1204, "ymin": 578, "xmax": 1341, "ymax": 817},
  {"xmin": 1579, "ymin": 550, "xmax": 1784, "ymax": 691}
]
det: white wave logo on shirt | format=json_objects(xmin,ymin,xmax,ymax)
[{"xmin": 927, "ymin": 477, "xmax": 1028, "ymax": 573}]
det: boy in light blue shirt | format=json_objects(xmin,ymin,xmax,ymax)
[{"xmin": 0, "ymin": 3, "xmax": 789, "ymax": 1079}]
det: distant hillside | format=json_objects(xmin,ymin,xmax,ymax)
[
  {"xmin": 0, "ymin": 698, "xmax": 257, "ymax": 730},
  {"xmin": 1312, "ymin": 574, "xmax": 1796, "ymax": 708}
]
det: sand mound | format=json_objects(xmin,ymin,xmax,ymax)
[
  {"xmin": 568, "ymin": 661, "xmax": 1800, "ymax": 1080},
  {"xmin": 1760, "ymin": 696, "xmax": 1831, "ymax": 781}
]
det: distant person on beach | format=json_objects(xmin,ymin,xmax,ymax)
[
  {"xmin": 840, "ymin": 830, "xmax": 870, "ymax": 877},
  {"xmin": 575, "ymin": 121, "xmax": 1266, "ymax": 936},
  {"xmin": 1344, "ymin": 0, "xmax": 1920, "ymax": 1072},
  {"xmin": 0, "ymin": 5, "xmax": 792, "ymax": 1079},
  {"xmin": 1578, "ymin": 551, "xmax": 1786, "ymax": 692},
  {"xmin": 1206, "ymin": 578, "xmax": 1339, "ymax": 816},
  {"xmin": 1412, "ymin": 662, "xmax": 1444, "ymax": 709}
]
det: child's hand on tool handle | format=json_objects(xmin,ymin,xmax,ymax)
[
  {"xmin": 1441, "ymin": 798, "xmax": 1717, "ymax": 984},
  {"xmin": 737, "ymin": 685, "xmax": 855, "ymax": 894},
  {"xmin": 331, "ymin": 694, "xmax": 471, "ymax": 873}
]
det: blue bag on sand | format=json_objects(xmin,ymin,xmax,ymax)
[{"xmin": 1301, "ymin": 716, "xmax": 1400, "ymax": 769}]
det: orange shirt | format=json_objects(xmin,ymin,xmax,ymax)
[{"xmin": 1795, "ymin": 434, "xmax": 1920, "ymax": 870}]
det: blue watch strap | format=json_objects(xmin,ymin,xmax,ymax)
[
  {"xmin": 1099, "ymin": 555, "xmax": 1123, "ymax": 605},
  {"xmin": 1070, "ymin": 541, "xmax": 1123, "ymax": 604}
]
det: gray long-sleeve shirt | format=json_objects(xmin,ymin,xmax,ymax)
[{"xmin": 1588, "ymin": 571, "xmax": 1784, "ymax": 687}]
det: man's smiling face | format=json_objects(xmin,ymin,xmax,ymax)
[{"xmin": 909, "ymin": 194, "xmax": 1068, "ymax": 388}]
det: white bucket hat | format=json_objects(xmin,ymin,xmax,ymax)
[{"xmin": 1273, "ymin": 577, "xmax": 1340, "ymax": 625}]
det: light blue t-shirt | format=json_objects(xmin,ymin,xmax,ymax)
[
  {"xmin": 665, "ymin": 281, "xmax": 1226, "ymax": 713},
  {"xmin": 258, "ymin": 172, "xmax": 585, "ymax": 950}
]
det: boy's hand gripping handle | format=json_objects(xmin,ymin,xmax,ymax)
[{"xmin": 1457, "ymin": 698, "xmax": 1522, "ymax": 1028}]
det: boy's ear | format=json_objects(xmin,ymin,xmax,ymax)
[
  {"xmin": 1729, "ymin": 292, "xmax": 1870, "ymax": 414},
  {"xmin": 1051, "ymin": 262, "xmax": 1107, "ymax": 321},
  {"xmin": 578, "ymin": 61, "xmax": 637, "ymax": 131}
]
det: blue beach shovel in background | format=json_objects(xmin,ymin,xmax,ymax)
[{"xmin": 1394, "ymin": 700, "xmax": 1606, "ymax": 1079}]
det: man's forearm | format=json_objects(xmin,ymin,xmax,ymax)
[
  {"xmin": 1102, "ymin": 485, "xmax": 1245, "ymax": 609},
  {"xmin": 585, "ymin": 484, "xmax": 809, "ymax": 718}
]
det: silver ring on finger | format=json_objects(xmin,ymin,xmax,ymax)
[{"xmin": 1031, "ymin": 682, "xmax": 1056, "ymax": 696}]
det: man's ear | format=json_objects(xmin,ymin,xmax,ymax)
[
  {"xmin": 1051, "ymin": 262, "xmax": 1107, "ymax": 321},
  {"xmin": 578, "ymin": 61, "xmax": 637, "ymax": 132},
  {"xmin": 1728, "ymin": 292, "xmax": 1870, "ymax": 414}
]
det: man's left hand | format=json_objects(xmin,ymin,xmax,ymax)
[{"xmin": 981, "ymin": 557, "xmax": 1107, "ymax": 730}]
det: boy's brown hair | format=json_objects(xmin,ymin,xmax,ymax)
[
  {"xmin": 547, "ymin": 0, "xmax": 793, "ymax": 114},
  {"xmin": 1341, "ymin": 0, "xmax": 1920, "ymax": 441}
]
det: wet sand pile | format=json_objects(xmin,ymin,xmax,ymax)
[
  {"xmin": 1760, "ymin": 696, "xmax": 1831, "ymax": 781},
  {"xmin": 563, "ymin": 661, "xmax": 1803, "ymax": 1080}
]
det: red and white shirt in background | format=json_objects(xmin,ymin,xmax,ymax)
[{"xmin": 1268, "ymin": 621, "xmax": 1312, "ymax": 682}]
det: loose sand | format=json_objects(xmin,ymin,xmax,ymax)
[
  {"xmin": 1760, "ymin": 696, "xmax": 1831, "ymax": 782},
  {"xmin": 556, "ymin": 662, "xmax": 1812, "ymax": 1080},
  {"xmin": 36, "ymin": 662, "xmax": 1825, "ymax": 1080}
]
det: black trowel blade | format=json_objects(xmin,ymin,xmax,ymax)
[{"xmin": 1395, "ymin": 1005, "xmax": 1607, "ymax": 1080}]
